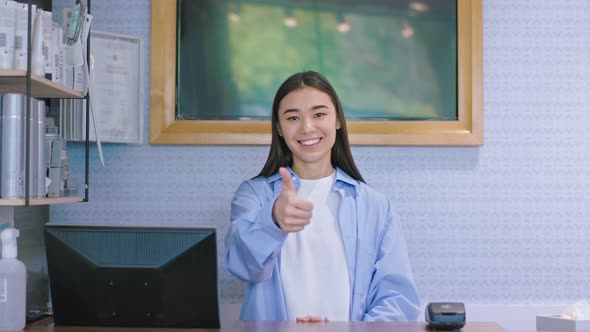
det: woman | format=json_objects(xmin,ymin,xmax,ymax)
[{"xmin": 225, "ymin": 71, "xmax": 420, "ymax": 322}]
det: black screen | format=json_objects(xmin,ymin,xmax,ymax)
[{"xmin": 44, "ymin": 225, "xmax": 220, "ymax": 328}]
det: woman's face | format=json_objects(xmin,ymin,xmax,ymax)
[{"xmin": 277, "ymin": 86, "xmax": 341, "ymax": 179}]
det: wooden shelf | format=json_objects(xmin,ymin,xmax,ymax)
[
  {"xmin": 0, "ymin": 196, "xmax": 85, "ymax": 206},
  {"xmin": 0, "ymin": 70, "xmax": 84, "ymax": 98}
]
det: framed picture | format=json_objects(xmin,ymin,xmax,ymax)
[{"xmin": 150, "ymin": 0, "xmax": 482, "ymax": 145}]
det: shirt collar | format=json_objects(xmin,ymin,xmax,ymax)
[
  {"xmin": 334, "ymin": 167, "xmax": 359, "ymax": 188},
  {"xmin": 267, "ymin": 167, "xmax": 290, "ymax": 184},
  {"xmin": 267, "ymin": 166, "xmax": 359, "ymax": 190}
]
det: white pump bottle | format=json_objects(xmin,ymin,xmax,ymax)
[{"xmin": 0, "ymin": 228, "xmax": 26, "ymax": 331}]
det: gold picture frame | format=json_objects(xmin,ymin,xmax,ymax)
[{"xmin": 150, "ymin": 0, "xmax": 482, "ymax": 145}]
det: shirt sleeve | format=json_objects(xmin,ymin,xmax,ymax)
[
  {"xmin": 362, "ymin": 201, "xmax": 421, "ymax": 322},
  {"xmin": 225, "ymin": 180, "xmax": 288, "ymax": 283}
]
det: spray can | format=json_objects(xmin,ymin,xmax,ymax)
[
  {"xmin": 0, "ymin": 228, "xmax": 26, "ymax": 331},
  {"xmin": 1, "ymin": 94, "xmax": 25, "ymax": 198}
]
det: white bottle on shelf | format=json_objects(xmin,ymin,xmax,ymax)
[
  {"xmin": 0, "ymin": 0, "xmax": 17, "ymax": 70},
  {"xmin": 14, "ymin": 3, "xmax": 38, "ymax": 71},
  {"xmin": 31, "ymin": 7, "xmax": 45, "ymax": 76},
  {"xmin": 0, "ymin": 227, "xmax": 26, "ymax": 331}
]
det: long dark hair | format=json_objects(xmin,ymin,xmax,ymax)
[{"xmin": 257, "ymin": 71, "xmax": 365, "ymax": 183}]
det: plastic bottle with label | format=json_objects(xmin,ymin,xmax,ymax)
[{"xmin": 0, "ymin": 227, "xmax": 26, "ymax": 331}]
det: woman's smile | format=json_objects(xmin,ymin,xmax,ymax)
[{"xmin": 299, "ymin": 138, "xmax": 322, "ymax": 147}]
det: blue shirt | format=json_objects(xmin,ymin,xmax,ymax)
[{"xmin": 225, "ymin": 167, "xmax": 420, "ymax": 321}]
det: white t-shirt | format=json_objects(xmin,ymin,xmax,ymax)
[{"xmin": 279, "ymin": 170, "xmax": 351, "ymax": 321}]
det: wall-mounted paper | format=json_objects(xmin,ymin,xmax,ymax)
[{"xmin": 60, "ymin": 31, "xmax": 143, "ymax": 145}]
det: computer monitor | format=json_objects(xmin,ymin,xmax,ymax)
[{"xmin": 44, "ymin": 224, "xmax": 220, "ymax": 328}]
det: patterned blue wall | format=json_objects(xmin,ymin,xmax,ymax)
[{"xmin": 51, "ymin": 0, "xmax": 590, "ymax": 305}]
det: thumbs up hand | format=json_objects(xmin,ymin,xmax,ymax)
[{"xmin": 272, "ymin": 167, "xmax": 314, "ymax": 232}]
